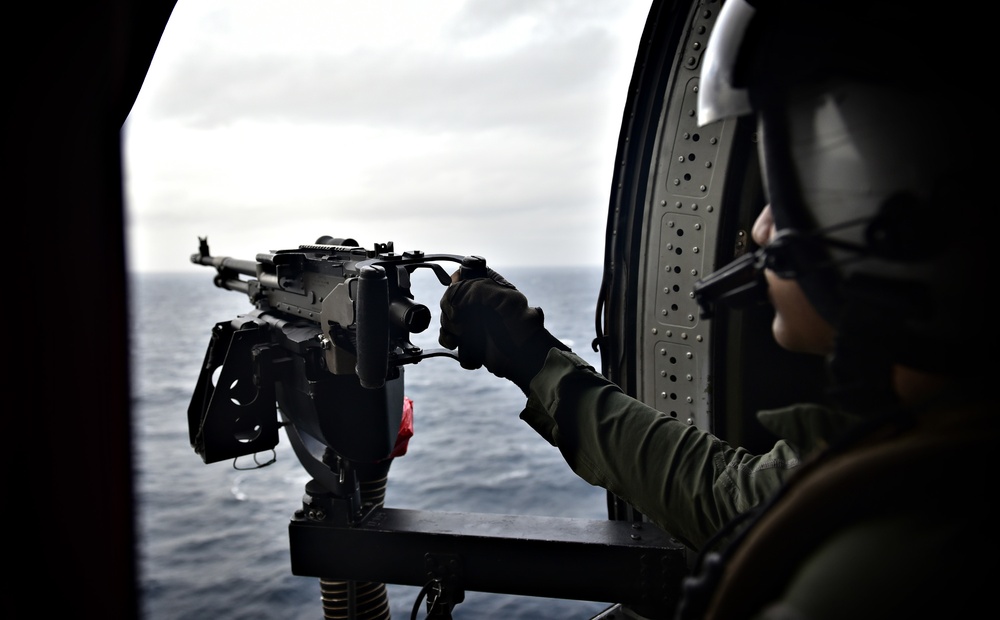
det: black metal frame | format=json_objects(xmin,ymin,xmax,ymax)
[{"xmin": 289, "ymin": 505, "xmax": 687, "ymax": 618}]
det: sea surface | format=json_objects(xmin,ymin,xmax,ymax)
[{"xmin": 130, "ymin": 265, "xmax": 615, "ymax": 619}]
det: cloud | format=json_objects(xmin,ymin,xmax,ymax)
[
  {"xmin": 124, "ymin": 0, "xmax": 651, "ymax": 272},
  {"xmin": 448, "ymin": 0, "xmax": 622, "ymax": 37},
  {"xmin": 146, "ymin": 29, "xmax": 617, "ymax": 137}
]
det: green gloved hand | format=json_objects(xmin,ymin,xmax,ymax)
[{"xmin": 439, "ymin": 269, "xmax": 569, "ymax": 394}]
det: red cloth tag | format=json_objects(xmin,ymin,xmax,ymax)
[{"xmin": 389, "ymin": 397, "xmax": 414, "ymax": 458}]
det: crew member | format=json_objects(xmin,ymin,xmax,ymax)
[{"xmin": 439, "ymin": 0, "xmax": 996, "ymax": 617}]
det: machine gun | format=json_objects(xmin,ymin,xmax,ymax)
[
  {"xmin": 188, "ymin": 236, "xmax": 486, "ymax": 467},
  {"xmin": 187, "ymin": 236, "xmax": 685, "ymax": 619}
]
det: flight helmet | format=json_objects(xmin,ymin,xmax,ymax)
[{"xmin": 696, "ymin": 0, "xmax": 996, "ymax": 407}]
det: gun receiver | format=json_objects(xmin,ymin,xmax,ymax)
[{"xmin": 187, "ymin": 235, "xmax": 487, "ymax": 465}]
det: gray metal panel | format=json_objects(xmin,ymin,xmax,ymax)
[{"xmin": 636, "ymin": 6, "xmax": 736, "ymax": 432}]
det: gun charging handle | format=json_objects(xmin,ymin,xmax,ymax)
[
  {"xmin": 454, "ymin": 256, "xmax": 491, "ymax": 370},
  {"xmin": 355, "ymin": 265, "xmax": 390, "ymax": 389},
  {"xmin": 459, "ymin": 255, "xmax": 488, "ymax": 280}
]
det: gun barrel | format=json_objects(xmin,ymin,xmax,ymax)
[{"xmin": 191, "ymin": 253, "xmax": 258, "ymax": 278}]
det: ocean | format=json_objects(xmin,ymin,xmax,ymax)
[{"xmin": 130, "ymin": 265, "xmax": 615, "ymax": 619}]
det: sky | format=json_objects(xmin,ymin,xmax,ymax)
[{"xmin": 123, "ymin": 0, "xmax": 653, "ymax": 273}]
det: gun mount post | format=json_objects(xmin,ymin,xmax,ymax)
[{"xmin": 289, "ymin": 430, "xmax": 397, "ymax": 619}]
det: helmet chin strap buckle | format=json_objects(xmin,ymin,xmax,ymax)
[
  {"xmin": 692, "ymin": 226, "xmax": 843, "ymax": 319},
  {"xmin": 693, "ymin": 250, "xmax": 769, "ymax": 319}
]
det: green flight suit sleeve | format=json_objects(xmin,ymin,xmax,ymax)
[{"xmin": 519, "ymin": 349, "xmax": 802, "ymax": 550}]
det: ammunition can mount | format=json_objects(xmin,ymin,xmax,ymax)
[{"xmin": 187, "ymin": 236, "xmax": 487, "ymax": 465}]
